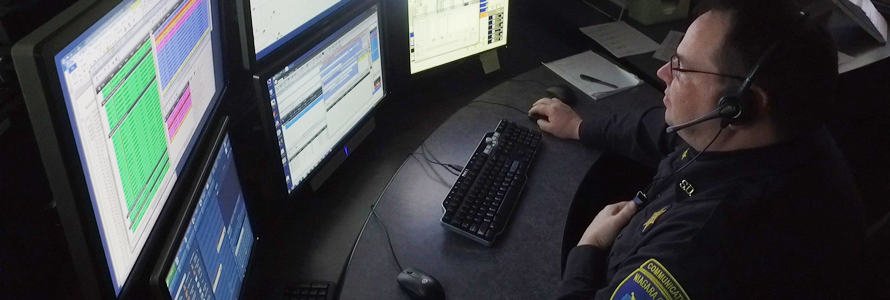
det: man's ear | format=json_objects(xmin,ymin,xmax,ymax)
[{"xmin": 748, "ymin": 86, "xmax": 770, "ymax": 119}]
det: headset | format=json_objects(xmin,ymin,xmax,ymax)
[{"xmin": 666, "ymin": 11, "xmax": 807, "ymax": 134}]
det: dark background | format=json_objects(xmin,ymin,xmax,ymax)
[{"xmin": 1, "ymin": 0, "xmax": 888, "ymax": 298}]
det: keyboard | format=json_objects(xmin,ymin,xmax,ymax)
[
  {"xmin": 283, "ymin": 282, "xmax": 334, "ymax": 300},
  {"xmin": 440, "ymin": 119, "xmax": 541, "ymax": 246}
]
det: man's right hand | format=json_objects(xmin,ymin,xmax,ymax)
[{"xmin": 528, "ymin": 97, "xmax": 583, "ymax": 140}]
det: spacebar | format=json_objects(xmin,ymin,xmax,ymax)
[{"xmin": 495, "ymin": 186, "xmax": 520, "ymax": 218}]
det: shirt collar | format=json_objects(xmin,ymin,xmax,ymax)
[{"xmin": 671, "ymin": 126, "xmax": 834, "ymax": 200}]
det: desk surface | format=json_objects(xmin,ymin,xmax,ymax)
[{"xmin": 338, "ymin": 66, "xmax": 662, "ymax": 300}]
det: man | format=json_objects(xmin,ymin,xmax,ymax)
[{"xmin": 529, "ymin": 0, "xmax": 865, "ymax": 298}]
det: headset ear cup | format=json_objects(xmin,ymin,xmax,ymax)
[{"xmin": 718, "ymin": 94, "xmax": 745, "ymax": 123}]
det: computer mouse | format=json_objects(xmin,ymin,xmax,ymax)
[
  {"xmin": 545, "ymin": 84, "xmax": 577, "ymax": 106},
  {"xmin": 528, "ymin": 112, "xmax": 548, "ymax": 122},
  {"xmin": 397, "ymin": 267, "xmax": 445, "ymax": 300}
]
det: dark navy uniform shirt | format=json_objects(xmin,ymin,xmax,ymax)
[{"xmin": 553, "ymin": 107, "xmax": 865, "ymax": 300}]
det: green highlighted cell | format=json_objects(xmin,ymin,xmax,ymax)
[
  {"xmin": 166, "ymin": 263, "xmax": 177, "ymax": 286},
  {"xmin": 109, "ymin": 78, "xmax": 170, "ymax": 231},
  {"xmin": 105, "ymin": 45, "xmax": 157, "ymax": 131},
  {"xmin": 102, "ymin": 38, "xmax": 172, "ymax": 232},
  {"xmin": 101, "ymin": 40, "xmax": 152, "ymax": 100}
]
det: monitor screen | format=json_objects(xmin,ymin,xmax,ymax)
[
  {"xmin": 52, "ymin": 0, "xmax": 225, "ymax": 293},
  {"xmin": 264, "ymin": 5, "xmax": 384, "ymax": 193},
  {"xmin": 250, "ymin": 0, "xmax": 352, "ymax": 60},
  {"xmin": 163, "ymin": 135, "xmax": 253, "ymax": 300},
  {"xmin": 408, "ymin": 0, "xmax": 508, "ymax": 73}
]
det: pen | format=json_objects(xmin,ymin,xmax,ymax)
[{"xmin": 580, "ymin": 74, "xmax": 618, "ymax": 89}]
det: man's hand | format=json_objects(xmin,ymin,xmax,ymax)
[
  {"xmin": 578, "ymin": 201, "xmax": 637, "ymax": 249},
  {"xmin": 528, "ymin": 98, "xmax": 583, "ymax": 140}
]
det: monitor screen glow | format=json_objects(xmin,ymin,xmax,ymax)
[
  {"xmin": 164, "ymin": 135, "xmax": 253, "ymax": 300},
  {"xmin": 265, "ymin": 5, "xmax": 384, "ymax": 193},
  {"xmin": 250, "ymin": 0, "xmax": 352, "ymax": 60},
  {"xmin": 52, "ymin": 0, "xmax": 225, "ymax": 293},
  {"xmin": 408, "ymin": 0, "xmax": 508, "ymax": 73}
]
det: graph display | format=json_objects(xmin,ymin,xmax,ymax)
[
  {"xmin": 249, "ymin": 0, "xmax": 348, "ymax": 60},
  {"xmin": 409, "ymin": 0, "xmax": 508, "ymax": 73},
  {"xmin": 53, "ymin": 0, "xmax": 224, "ymax": 294},
  {"xmin": 265, "ymin": 6, "xmax": 384, "ymax": 192},
  {"xmin": 165, "ymin": 136, "xmax": 254, "ymax": 300}
]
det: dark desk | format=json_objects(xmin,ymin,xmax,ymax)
[{"xmin": 338, "ymin": 66, "xmax": 662, "ymax": 300}]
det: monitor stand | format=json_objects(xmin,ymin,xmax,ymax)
[{"xmin": 309, "ymin": 117, "xmax": 376, "ymax": 191}]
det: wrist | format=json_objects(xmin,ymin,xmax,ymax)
[{"xmin": 573, "ymin": 119, "xmax": 583, "ymax": 140}]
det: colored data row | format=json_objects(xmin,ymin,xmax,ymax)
[
  {"xmin": 109, "ymin": 79, "xmax": 170, "ymax": 230},
  {"xmin": 154, "ymin": 0, "xmax": 210, "ymax": 90},
  {"xmin": 105, "ymin": 49, "xmax": 157, "ymax": 130},
  {"xmin": 101, "ymin": 40, "xmax": 153, "ymax": 100}
]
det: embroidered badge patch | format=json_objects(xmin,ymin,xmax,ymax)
[
  {"xmin": 679, "ymin": 180, "xmax": 694, "ymax": 197},
  {"xmin": 641, "ymin": 205, "xmax": 670, "ymax": 234},
  {"xmin": 611, "ymin": 259, "xmax": 690, "ymax": 300}
]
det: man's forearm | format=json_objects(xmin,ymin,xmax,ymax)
[{"xmin": 551, "ymin": 245, "xmax": 609, "ymax": 300}]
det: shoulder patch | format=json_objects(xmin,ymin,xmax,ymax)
[{"xmin": 611, "ymin": 259, "xmax": 690, "ymax": 300}]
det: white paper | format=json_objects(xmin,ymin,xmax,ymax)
[
  {"xmin": 579, "ymin": 21, "xmax": 661, "ymax": 58},
  {"xmin": 479, "ymin": 50, "xmax": 500, "ymax": 74},
  {"xmin": 543, "ymin": 51, "xmax": 641, "ymax": 100},
  {"xmin": 652, "ymin": 31, "xmax": 685, "ymax": 62},
  {"xmin": 838, "ymin": 51, "xmax": 854, "ymax": 66}
]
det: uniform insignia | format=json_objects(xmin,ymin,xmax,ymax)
[
  {"xmin": 679, "ymin": 180, "xmax": 694, "ymax": 197},
  {"xmin": 681, "ymin": 149, "xmax": 688, "ymax": 160},
  {"xmin": 611, "ymin": 259, "xmax": 690, "ymax": 300},
  {"xmin": 641, "ymin": 205, "xmax": 669, "ymax": 233}
]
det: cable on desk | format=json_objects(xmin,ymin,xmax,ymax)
[
  {"xmin": 468, "ymin": 100, "xmax": 528, "ymax": 115},
  {"xmin": 337, "ymin": 153, "xmax": 413, "ymax": 297},
  {"xmin": 417, "ymin": 141, "xmax": 463, "ymax": 175},
  {"xmin": 371, "ymin": 207, "xmax": 403, "ymax": 272},
  {"xmin": 410, "ymin": 153, "xmax": 461, "ymax": 176}
]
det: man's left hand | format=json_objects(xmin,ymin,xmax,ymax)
[{"xmin": 578, "ymin": 201, "xmax": 637, "ymax": 249}]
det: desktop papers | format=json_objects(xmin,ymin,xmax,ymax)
[
  {"xmin": 543, "ymin": 51, "xmax": 641, "ymax": 100},
  {"xmin": 580, "ymin": 21, "xmax": 661, "ymax": 58}
]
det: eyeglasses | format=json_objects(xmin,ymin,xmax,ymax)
[{"xmin": 670, "ymin": 54, "xmax": 745, "ymax": 81}]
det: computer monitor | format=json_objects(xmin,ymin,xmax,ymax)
[
  {"xmin": 253, "ymin": 2, "xmax": 385, "ymax": 195},
  {"xmin": 151, "ymin": 118, "xmax": 255, "ymax": 300},
  {"xmin": 408, "ymin": 0, "xmax": 508, "ymax": 74},
  {"xmin": 12, "ymin": 0, "xmax": 226, "ymax": 296},
  {"xmin": 236, "ymin": 0, "xmax": 355, "ymax": 65}
]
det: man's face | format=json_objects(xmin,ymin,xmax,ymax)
[{"xmin": 656, "ymin": 11, "xmax": 731, "ymax": 133}]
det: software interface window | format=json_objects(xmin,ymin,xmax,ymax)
[
  {"xmin": 165, "ymin": 136, "xmax": 253, "ymax": 300},
  {"xmin": 409, "ymin": 0, "xmax": 507, "ymax": 73},
  {"xmin": 249, "ymin": 0, "xmax": 344, "ymax": 59},
  {"xmin": 54, "ymin": 0, "xmax": 221, "ymax": 291},
  {"xmin": 266, "ymin": 8, "xmax": 384, "ymax": 192}
]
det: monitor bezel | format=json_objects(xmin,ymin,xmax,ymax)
[
  {"xmin": 234, "ymin": 0, "xmax": 357, "ymax": 70},
  {"xmin": 250, "ymin": 0, "xmax": 389, "ymax": 200},
  {"xmin": 149, "ymin": 116, "xmax": 258, "ymax": 300},
  {"xmin": 11, "ymin": 0, "xmax": 229, "ymax": 297}
]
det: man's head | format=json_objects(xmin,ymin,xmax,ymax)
[{"xmin": 657, "ymin": 0, "xmax": 838, "ymax": 146}]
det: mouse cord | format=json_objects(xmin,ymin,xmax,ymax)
[
  {"xmin": 420, "ymin": 141, "xmax": 464, "ymax": 173},
  {"xmin": 338, "ymin": 153, "xmax": 412, "ymax": 294},
  {"xmin": 410, "ymin": 153, "xmax": 461, "ymax": 176},
  {"xmin": 468, "ymin": 100, "xmax": 528, "ymax": 115},
  {"xmin": 371, "ymin": 207, "xmax": 404, "ymax": 272}
]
